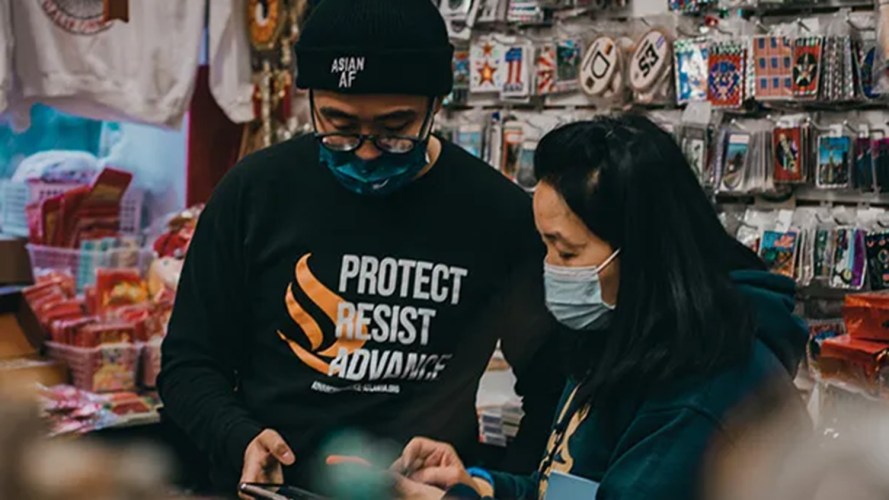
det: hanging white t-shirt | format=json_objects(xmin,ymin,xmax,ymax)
[
  {"xmin": 10, "ymin": 0, "xmax": 205, "ymax": 128},
  {"xmin": 0, "ymin": 0, "xmax": 13, "ymax": 114},
  {"xmin": 208, "ymin": 0, "xmax": 255, "ymax": 124}
]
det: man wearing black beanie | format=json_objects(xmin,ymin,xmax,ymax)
[{"xmin": 159, "ymin": 0, "xmax": 563, "ymax": 494}]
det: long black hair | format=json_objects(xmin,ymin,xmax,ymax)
[{"xmin": 534, "ymin": 115, "xmax": 765, "ymax": 403}]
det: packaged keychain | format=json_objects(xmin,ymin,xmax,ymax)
[
  {"xmin": 708, "ymin": 40, "xmax": 746, "ymax": 108},
  {"xmin": 773, "ymin": 125, "xmax": 806, "ymax": 183},
  {"xmin": 760, "ymin": 229, "xmax": 801, "ymax": 278},
  {"xmin": 456, "ymin": 123, "xmax": 485, "ymax": 158},
  {"xmin": 721, "ymin": 131, "xmax": 752, "ymax": 193},
  {"xmin": 813, "ymin": 224, "xmax": 836, "ymax": 285},
  {"xmin": 674, "ymin": 37, "xmax": 710, "ymax": 104},
  {"xmin": 750, "ymin": 35, "xmax": 793, "ymax": 101},
  {"xmin": 453, "ymin": 44, "xmax": 471, "ymax": 91},
  {"xmin": 831, "ymin": 227, "xmax": 867, "ymax": 289},
  {"xmin": 516, "ymin": 140, "xmax": 538, "ymax": 191},
  {"xmin": 866, "ymin": 229, "xmax": 889, "ymax": 290},
  {"xmin": 792, "ymin": 36, "xmax": 824, "ymax": 98},
  {"xmin": 855, "ymin": 129, "xmax": 876, "ymax": 191},
  {"xmin": 678, "ymin": 125, "xmax": 709, "ymax": 182},
  {"xmin": 630, "ymin": 29, "xmax": 674, "ymax": 104},
  {"xmin": 500, "ymin": 120, "xmax": 524, "ymax": 179},
  {"xmin": 816, "ymin": 128, "xmax": 852, "ymax": 189}
]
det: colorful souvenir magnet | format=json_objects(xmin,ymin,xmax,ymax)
[
  {"xmin": 759, "ymin": 230, "xmax": 800, "ymax": 279},
  {"xmin": 674, "ymin": 38, "xmax": 709, "ymax": 104},
  {"xmin": 792, "ymin": 36, "xmax": 823, "ymax": 98},
  {"xmin": 453, "ymin": 45, "xmax": 471, "ymax": 90},
  {"xmin": 555, "ymin": 39, "xmax": 582, "ymax": 93},
  {"xmin": 708, "ymin": 42, "xmax": 745, "ymax": 108},
  {"xmin": 722, "ymin": 132, "xmax": 750, "ymax": 192},
  {"xmin": 580, "ymin": 36, "xmax": 620, "ymax": 97}
]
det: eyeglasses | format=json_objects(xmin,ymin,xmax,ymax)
[{"xmin": 315, "ymin": 132, "xmax": 423, "ymax": 154}]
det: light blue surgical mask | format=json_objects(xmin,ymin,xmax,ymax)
[{"xmin": 544, "ymin": 249, "xmax": 620, "ymax": 331}]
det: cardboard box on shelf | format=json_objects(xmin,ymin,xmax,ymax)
[
  {"xmin": 0, "ymin": 287, "xmax": 66, "ymax": 390},
  {"xmin": 0, "ymin": 235, "xmax": 33, "ymax": 285}
]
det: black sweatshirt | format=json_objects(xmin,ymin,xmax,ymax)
[{"xmin": 158, "ymin": 135, "xmax": 564, "ymax": 491}]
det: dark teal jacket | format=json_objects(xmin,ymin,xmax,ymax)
[{"xmin": 475, "ymin": 271, "xmax": 809, "ymax": 500}]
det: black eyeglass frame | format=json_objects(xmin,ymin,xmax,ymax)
[{"xmin": 309, "ymin": 90, "xmax": 436, "ymax": 155}]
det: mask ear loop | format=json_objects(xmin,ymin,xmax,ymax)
[{"xmin": 597, "ymin": 248, "xmax": 621, "ymax": 272}]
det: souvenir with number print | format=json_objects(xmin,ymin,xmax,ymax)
[
  {"xmin": 501, "ymin": 122, "xmax": 524, "ymax": 179},
  {"xmin": 751, "ymin": 35, "xmax": 793, "ymax": 100},
  {"xmin": 674, "ymin": 38, "xmax": 709, "ymax": 104},
  {"xmin": 856, "ymin": 136, "xmax": 876, "ymax": 190},
  {"xmin": 708, "ymin": 42, "xmax": 745, "ymax": 108},
  {"xmin": 760, "ymin": 230, "xmax": 800, "ymax": 279},
  {"xmin": 580, "ymin": 36, "xmax": 620, "ymax": 97},
  {"xmin": 507, "ymin": 0, "xmax": 545, "ymax": 24},
  {"xmin": 502, "ymin": 45, "xmax": 532, "ymax": 99},
  {"xmin": 516, "ymin": 140, "xmax": 538, "ymax": 191},
  {"xmin": 470, "ymin": 38, "xmax": 504, "ymax": 93},
  {"xmin": 476, "ymin": 0, "xmax": 506, "ymax": 23},
  {"xmin": 867, "ymin": 231, "xmax": 889, "ymax": 290},
  {"xmin": 831, "ymin": 227, "xmax": 866, "ymax": 289},
  {"xmin": 554, "ymin": 39, "xmax": 582, "ymax": 93},
  {"xmin": 247, "ymin": 0, "xmax": 286, "ymax": 51},
  {"xmin": 773, "ymin": 127, "xmax": 804, "ymax": 183},
  {"xmin": 453, "ymin": 45, "xmax": 471, "ymax": 90},
  {"xmin": 721, "ymin": 133, "xmax": 750, "ymax": 192},
  {"xmin": 536, "ymin": 44, "xmax": 558, "ymax": 95},
  {"xmin": 792, "ymin": 36, "xmax": 823, "ymax": 98},
  {"xmin": 816, "ymin": 135, "xmax": 852, "ymax": 188},
  {"xmin": 630, "ymin": 30, "xmax": 671, "ymax": 93}
]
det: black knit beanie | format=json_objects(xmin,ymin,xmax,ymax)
[{"xmin": 295, "ymin": 0, "xmax": 454, "ymax": 96}]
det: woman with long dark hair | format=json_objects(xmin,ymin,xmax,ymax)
[{"xmin": 395, "ymin": 115, "xmax": 808, "ymax": 500}]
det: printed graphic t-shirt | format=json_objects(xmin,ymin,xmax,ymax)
[{"xmin": 159, "ymin": 134, "xmax": 559, "ymax": 488}]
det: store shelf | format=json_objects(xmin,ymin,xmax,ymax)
[
  {"xmin": 793, "ymin": 187, "xmax": 889, "ymax": 206},
  {"xmin": 736, "ymin": 0, "xmax": 874, "ymax": 15}
]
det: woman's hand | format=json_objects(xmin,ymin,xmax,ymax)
[
  {"xmin": 392, "ymin": 437, "xmax": 485, "ymax": 494},
  {"xmin": 395, "ymin": 476, "xmax": 447, "ymax": 500}
]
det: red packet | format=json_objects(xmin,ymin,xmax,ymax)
[
  {"xmin": 819, "ymin": 335, "xmax": 889, "ymax": 395},
  {"xmin": 40, "ymin": 195, "xmax": 63, "ymax": 246},
  {"xmin": 843, "ymin": 292, "xmax": 889, "ymax": 342},
  {"xmin": 95, "ymin": 268, "xmax": 148, "ymax": 313}
]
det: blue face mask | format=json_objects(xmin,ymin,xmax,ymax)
[
  {"xmin": 544, "ymin": 249, "xmax": 620, "ymax": 331},
  {"xmin": 318, "ymin": 141, "xmax": 430, "ymax": 196}
]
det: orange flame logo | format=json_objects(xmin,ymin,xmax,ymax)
[{"xmin": 277, "ymin": 254, "xmax": 367, "ymax": 375}]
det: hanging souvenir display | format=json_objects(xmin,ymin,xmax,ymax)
[
  {"xmin": 248, "ymin": 0, "xmax": 287, "ymax": 52},
  {"xmin": 501, "ymin": 44, "xmax": 533, "ymax": 99},
  {"xmin": 476, "ymin": 0, "xmax": 507, "ymax": 23},
  {"xmin": 816, "ymin": 134, "xmax": 852, "ymax": 189},
  {"xmin": 760, "ymin": 230, "xmax": 800, "ymax": 278},
  {"xmin": 876, "ymin": 139, "xmax": 889, "ymax": 192},
  {"xmin": 678, "ymin": 125, "xmax": 709, "ymax": 182},
  {"xmin": 516, "ymin": 140, "xmax": 538, "ymax": 191},
  {"xmin": 536, "ymin": 44, "xmax": 558, "ymax": 95},
  {"xmin": 792, "ymin": 36, "xmax": 824, "ymax": 98},
  {"xmin": 456, "ymin": 124, "xmax": 485, "ymax": 158},
  {"xmin": 708, "ymin": 41, "xmax": 746, "ymax": 108},
  {"xmin": 856, "ymin": 135, "xmax": 876, "ymax": 190},
  {"xmin": 831, "ymin": 227, "xmax": 867, "ymax": 290},
  {"xmin": 470, "ymin": 38, "xmax": 505, "ymax": 93},
  {"xmin": 629, "ymin": 29, "xmax": 673, "ymax": 104},
  {"xmin": 866, "ymin": 231, "xmax": 889, "ymax": 290},
  {"xmin": 453, "ymin": 45, "xmax": 471, "ymax": 91},
  {"xmin": 813, "ymin": 225, "xmax": 835, "ymax": 284},
  {"xmin": 820, "ymin": 36, "xmax": 857, "ymax": 102},
  {"xmin": 554, "ymin": 39, "xmax": 582, "ymax": 93},
  {"xmin": 721, "ymin": 132, "xmax": 751, "ymax": 192},
  {"xmin": 580, "ymin": 36, "xmax": 623, "ymax": 98},
  {"xmin": 500, "ymin": 121, "xmax": 524, "ymax": 179},
  {"xmin": 859, "ymin": 42, "xmax": 882, "ymax": 99},
  {"xmin": 507, "ymin": 0, "xmax": 546, "ymax": 24},
  {"xmin": 750, "ymin": 35, "xmax": 793, "ymax": 101},
  {"xmin": 773, "ymin": 126, "xmax": 806, "ymax": 184},
  {"xmin": 674, "ymin": 37, "xmax": 709, "ymax": 104}
]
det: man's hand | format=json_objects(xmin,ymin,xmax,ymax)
[
  {"xmin": 392, "ymin": 438, "xmax": 477, "ymax": 492},
  {"xmin": 238, "ymin": 429, "xmax": 295, "ymax": 499},
  {"xmin": 395, "ymin": 476, "xmax": 446, "ymax": 500}
]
